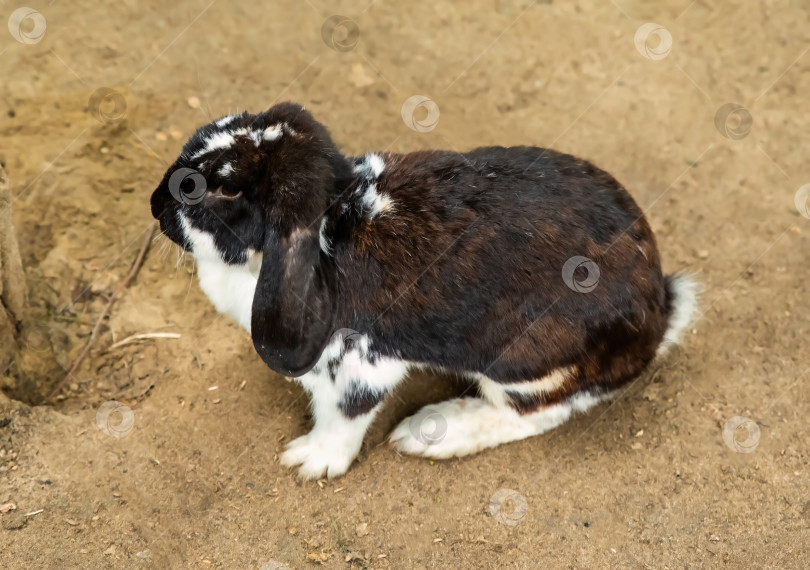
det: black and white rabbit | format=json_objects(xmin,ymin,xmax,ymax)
[{"xmin": 150, "ymin": 102, "xmax": 697, "ymax": 479}]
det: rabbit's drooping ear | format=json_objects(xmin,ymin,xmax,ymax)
[{"xmin": 251, "ymin": 227, "xmax": 336, "ymax": 377}]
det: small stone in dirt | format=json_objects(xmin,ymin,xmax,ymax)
[
  {"xmin": 697, "ymin": 250, "xmax": 709, "ymax": 259},
  {"xmin": 135, "ymin": 549, "xmax": 152, "ymax": 559},
  {"xmin": 104, "ymin": 545, "xmax": 116, "ymax": 555},
  {"xmin": 356, "ymin": 522, "xmax": 369, "ymax": 537},
  {"xmin": 0, "ymin": 502, "xmax": 16, "ymax": 513},
  {"xmin": 2, "ymin": 513, "xmax": 26, "ymax": 530},
  {"xmin": 155, "ymin": 132, "xmax": 168, "ymax": 141},
  {"xmin": 187, "ymin": 96, "xmax": 201, "ymax": 109},
  {"xmin": 305, "ymin": 550, "xmax": 331, "ymax": 564}
]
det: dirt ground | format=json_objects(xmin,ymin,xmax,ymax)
[{"xmin": 1, "ymin": 0, "xmax": 808, "ymax": 567}]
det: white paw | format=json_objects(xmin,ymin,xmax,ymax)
[
  {"xmin": 390, "ymin": 398, "xmax": 534, "ymax": 459},
  {"xmin": 280, "ymin": 433, "xmax": 357, "ymax": 479}
]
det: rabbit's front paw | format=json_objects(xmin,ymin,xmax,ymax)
[{"xmin": 280, "ymin": 433, "xmax": 356, "ymax": 479}]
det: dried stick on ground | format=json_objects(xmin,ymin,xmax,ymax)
[{"xmin": 44, "ymin": 221, "xmax": 157, "ymax": 403}]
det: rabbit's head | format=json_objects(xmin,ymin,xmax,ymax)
[
  {"xmin": 150, "ymin": 102, "xmax": 350, "ymax": 263},
  {"xmin": 151, "ymin": 103, "xmax": 352, "ymax": 377}
]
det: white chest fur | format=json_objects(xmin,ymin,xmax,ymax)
[
  {"xmin": 195, "ymin": 255, "xmax": 259, "ymax": 332},
  {"xmin": 179, "ymin": 213, "xmax": 260, "ymax": 333}
]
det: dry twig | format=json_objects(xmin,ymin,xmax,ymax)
[
  {"xmin": 44, "ymin": 221, "xmax": 157, "ymax": 403},
  {"xmin": 106, "ymin": 332, "xmax": 180, "ymax": 351}
]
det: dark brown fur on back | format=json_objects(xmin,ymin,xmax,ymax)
[{"xmin": 327, "ymin": 147, "xmax": 669, "ymax": 400}]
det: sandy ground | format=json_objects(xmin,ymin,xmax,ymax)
[{"xmin": 1, "ymin": 0, "xmax": 809, "ymax": 567}]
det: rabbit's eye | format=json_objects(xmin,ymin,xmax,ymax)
[
  {"xmin": 179, "ymin": 177, "xmax": 196, "ymax": 194},
  {"xmin": 208, "ymin": 186, "xmax": 243, "ymax": 200}
]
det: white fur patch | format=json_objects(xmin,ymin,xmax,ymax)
[
  {"xmin": 318, "ymin": 217, "xmax": 332, "ymax": 255},
  {"xmin": 192, "ymin": 127, "xmax": 266, "ymax": 160},
  {"xmin": 282, "ymin": 334, "xmax": 409, "ymax": 479},
  {"xmin": 190, "ymin": 131, "xmax": 236, "ymax": 159},
  {"xmin": 178, "ymin": 213, "xmax": 258, "ymax": 332},
  {"xmin": 352, "ymin": 154, "xmax": 392, "ymax": 218},
  {"xmin": 217, "ymin": 162, "xmax": 234, "ymax": 178},
  {"xmin": 361, "ymin": 183, "xmax": 394, "ymax": 218},
  {"xmin": 262, "ymin": 124, "xmax": 283, "ymax": 141},
  {"xmin": 229, "ymin": 127, "xmax": 262, "ymax": 147},
  {"xmin": 215, "ymin": 115, "xmax": 238, "ymax": 128},
  {"xmin": 475, "ymin": 367, "xmax": 573, "ymax": 408},
  {"xmin": 353, "ymin": 153, "xmax": 385, "ymax": 179},
  {"xmin": 389, "ymin": 388, "xmax": 608, "ymax": 459},
  {"xmin": 657, "ymin": 274, "xmax": 699, "ymax": 356}
]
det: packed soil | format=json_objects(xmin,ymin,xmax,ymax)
[{"xmin": 1, "ymin": 0, "xmax": 809, "ymax": 567}]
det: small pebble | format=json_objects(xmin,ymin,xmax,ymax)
[
  {"xmin": 136, "ymin": 549, "xmax": 152, "ymax": 559},
  {"xmin": 697, "ymin": 250, "xmax": 709, "ymax": 259},
  {"xmin": 187, "ymin": 96, "xmax": 201, "ymax": 109}
]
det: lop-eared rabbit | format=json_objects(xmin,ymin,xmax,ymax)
[{"xmin": 151, "ymin": 103, "xmax": 697, "ymax": 479}]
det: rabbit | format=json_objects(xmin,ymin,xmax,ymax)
[{"xmin": 150, "ymin": 102, "xmax": 698, "ymax": 479}]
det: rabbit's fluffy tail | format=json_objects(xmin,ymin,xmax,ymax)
[{"xmin": 657, "ymin": 273, "xmax": 699, "ymax": 357}]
